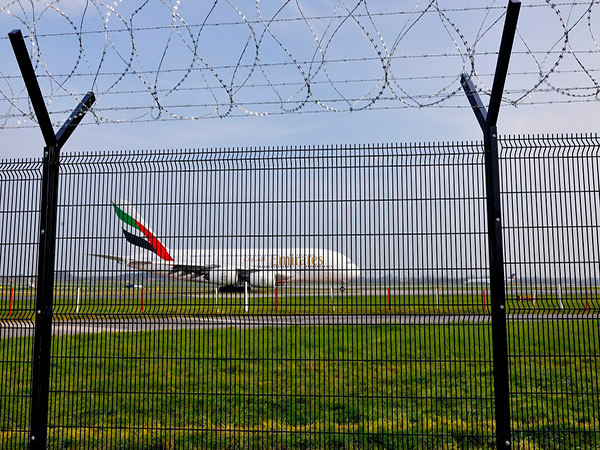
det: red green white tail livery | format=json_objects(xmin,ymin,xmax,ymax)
[{"xmin": 112, "ymin": 200, "xmax": 173, "ymax": 262}]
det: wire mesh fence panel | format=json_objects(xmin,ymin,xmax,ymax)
[
  {"xmin": 28, "ymin": 143, "xmax": 495, "ymax": 448},
  {"xmin": 3, "ymin": 138, "xmax": 598, "ymax": 448},
  {"xmin": 501, "ymin": 135, "xmax": 600, "ymax": 449},
  {"xmin": 0, "ymin": 159, "xmax": 41, "ymax": 449}
]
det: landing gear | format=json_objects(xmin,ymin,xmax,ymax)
[{"xmin": 219, "ymin": 285, "xmax": 251, "ymax": 294}]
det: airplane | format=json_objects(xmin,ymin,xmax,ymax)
[
  {"xmin": 92, "ymin": 200, "xmax": 360, "ymax": 292},
  {"xmin": 465, "ymin": 273, "xmax": 517, "ymax": 285}
]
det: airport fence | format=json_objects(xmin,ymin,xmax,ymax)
[{"xmin": 0, "ymin": 135, "xmax": 599, "ymax": 449}]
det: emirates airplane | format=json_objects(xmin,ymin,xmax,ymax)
[{"xmin": 93, "ymin": 201, "xmax": 360, "ymax": 292}]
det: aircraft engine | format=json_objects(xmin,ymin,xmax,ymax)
[
  {"xmin": 249, "ymin": 271, "xmax": 275, "ymax": 288},
  {"xmin": 207, "ymin": 269, "xmax": 238, "ymax": 286}
]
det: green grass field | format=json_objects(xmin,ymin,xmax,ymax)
[
  {"xmin": 1, "ymin": 319, "xmax": 598, "ymax": 449},
  {"xmin": 1, "ymin": 282, "xmax": 598, "ymax": 319}
]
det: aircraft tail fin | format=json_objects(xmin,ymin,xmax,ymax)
[{"xmin": 112, "ymin": 200, "xmax": 174, "ymax": 262}]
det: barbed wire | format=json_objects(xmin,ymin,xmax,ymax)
[{"xmin": 0, "ymin": 0, "xmax": 599, "ymax": 128}]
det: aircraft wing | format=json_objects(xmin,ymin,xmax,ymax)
[
  {"xmin": 92, "ymin": 255, "xmax": 295, "ymax": 286},
  {"xmin": 90, "ymin": 254, "xmax": 154, "ymax": 270},
  {"xmin": 172, "ymin": 265, "xmax": 286, "ymax": 285},
  {"xmin": 170, "ymin": 264, "xmax": 220, "ymax": 280}
]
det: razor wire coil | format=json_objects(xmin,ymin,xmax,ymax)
[{"xmin": 1, "ymin": 0, "xmax": 600, "ymax": 127}]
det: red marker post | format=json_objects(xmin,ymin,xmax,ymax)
[
  {"xmin": 274, "ymin": 287, "xmax": 278, "ymax": 311},
  {"xmin": 483, "ymin": 289, "xmax": 487, "ymax": 311},
  {"xmin": 586, "ymin": 290, "xmax": 590, "ymax": 310},
  {"xmin": 9, "ymin": 288, "xmax": 14, "ymax": 317},
  {"xmin": 141, "ymin": 290, "xmax": 145, "ymax": 313},
  {"xmin": 387, "ymin": 288, "xmax": 391, "ymax": 311}
]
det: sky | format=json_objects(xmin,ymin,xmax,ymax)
[
  {"xmin": 1, "ymin": 1, "xmax": 600, "ymax": 284},
  {"xmin": 0, "ymin": 1, "xmax": 599, "ymax": 158}
]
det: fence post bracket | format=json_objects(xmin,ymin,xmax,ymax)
[
  {"xmin": 460, "ymin": 1, "xmax": 521, "ymax": 449},
  {"xmin": 8, "ymin": 28, "xmax": 96, "ymax": 450}
]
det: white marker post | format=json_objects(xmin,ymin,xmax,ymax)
[
  {"xmin": 76, "ymin": 287, "xmax": 80, "ymax": 314},
  {"xmin": 244, "ymin": 282, "xmax": 249, "ymax": 312},
  {"xmin": 215, "ymin": 287, "xmax": 219, "ymax": 312},
  {"xmin": 330, "ymin": 287, "xmax": 334, "ymax": 311},
  {"xmin": 558, "ymin": 284, "xmax": 564, "ymax": 310}
]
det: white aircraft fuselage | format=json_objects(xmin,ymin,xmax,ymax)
[{"xmin": 128, "ymin": 247, "xmax": 360, "ymax": 288}]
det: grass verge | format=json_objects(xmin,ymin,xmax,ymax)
[{"xmin": 1, "ymin": 321, "xmax": 598, "ymax": 449}]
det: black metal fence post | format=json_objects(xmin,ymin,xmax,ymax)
[
  {"xmin": 8, "ymin": 28, "xmax": 95, "ymax": 450},
  {"xmin": 484, "ymin": 126, "xmax": 512, "ymax": 449},
  {"xmin": 29, "ymin": 145, "xmax": 60, "ymax": 448},
  {"xmin": 461, "ymin": 1, "xmax": 521, "ymax": 448}
]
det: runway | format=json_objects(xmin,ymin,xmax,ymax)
[{"xmin": 1, "ymin": 313, "xmax": 598, "ymax": 339}]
